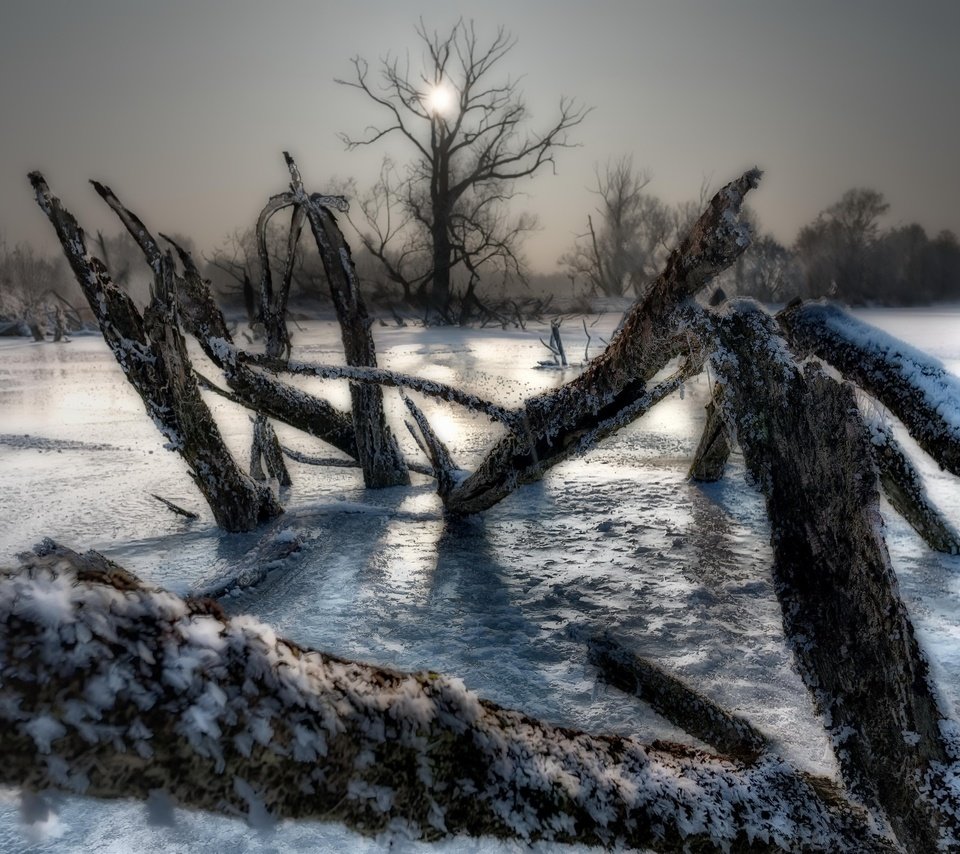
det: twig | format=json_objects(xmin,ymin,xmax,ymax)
[{"xmin": 150, "ymin": 494, "xmax": 199, "ymax": 520}]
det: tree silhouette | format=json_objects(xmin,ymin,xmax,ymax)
[{"xmin": 337, "ymin": 19, "xmax": 588, "ymax": 321}]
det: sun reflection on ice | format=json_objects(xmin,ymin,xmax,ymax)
[{"xmin": 370, "ymin": 491, "xmax": 443, "ymax": 600}]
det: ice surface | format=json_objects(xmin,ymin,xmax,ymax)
[{"xmin": 0, "ymin": 308, "xmax": 958, "ymax": 852}]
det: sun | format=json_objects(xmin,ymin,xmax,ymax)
[{"xmin": 425, "ymin": 83, "xmax": 455, "ymax": 116}]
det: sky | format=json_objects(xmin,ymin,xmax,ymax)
[{"xmin": 1, "ymin": 0, "xmax": 958, "ymax": 274}]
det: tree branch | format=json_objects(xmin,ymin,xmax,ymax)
[{"xmin": 778, "ymin": 300, "xmax": 960, "ymax": 477}]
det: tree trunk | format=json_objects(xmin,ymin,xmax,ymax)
[
  {"xmin": 710, "ymin": 301, "xmax": 960, "ymax": 852},
  {"xmin": 284, "ymin": 154, "xmax": 409, "ymax": 489},
  {"xmin": 0, "ymin": 545, "xmax": 899, "ymax": 853},
  {"xmin": 866, "ymin": 413, "xmax": 960, "ymax": 554},
  {"xmin": 29, "ymin": 173, "xmax": 282, "ymax": 533},
  {"xmin": 689, "ymin": 398, "xmax": 731, "ymax": 482},
  {"xmin": 443, "ymin": 169, "xmax": 761, "ymax": 516},
  {"xmin": 430, "ymin": 217, "xmax": 452, "ymax": 321}
]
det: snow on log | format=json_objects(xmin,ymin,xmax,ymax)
[
  {"xmin": 864, "ymin": 412, "xmax": 960, "ymax": 554},
  {"xmin": 0, "ymin": 544, "xmax": 900, "ymax": 853},
  {"xmin": 778, "ymin": 300, "xmax": 960, "ymax": 478},
  {"xmin": 286, "ymin": 152, "xmax": 409, "ymax": 489},
  {"xmin": 245, "ymin": 355, "xmax": 516, "ymax": 425},
  {"xmin": 443, "ymin": 169, "xmax": 761, "ymax": 516},
  {"xmin": 710, "ymin": 300, "xmax": 960, "ymax": 852},
  {"xmin": 29, "ymin": 173, "xmax": 281, "ymax": 533}
]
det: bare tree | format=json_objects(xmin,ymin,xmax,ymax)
[
  {"xmin": 337, "ymin": 19, "xmax": 588, "ymax": 321},
  {"xmin": 794, "ymin": 188, "xmax": 889, "ymax": 303},
  {"xmin": 561, "ymin": 157, "xmax": 672, "ymax": 299}
]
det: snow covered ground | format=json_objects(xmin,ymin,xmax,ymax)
[{"xmin": 0, "ymin": 307, "xmax": 958, "ymax": 852}]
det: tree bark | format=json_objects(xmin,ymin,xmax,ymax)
[
  {"xmin": 710, "ymin": 300, "xmax": 960, "ymax": 852},
  {"xmin": 29, "ymin": 173, "xmax": 281, "ymax": 533},
  {"xmin": 163, "ymin": 238, "xmax": 360, "ymax": 461},
  {"xmin": 689, "ymin": 398, "xmax": 731, "ymax": 482},
  {"xmin": 443, "ymin": 169, "xmax": 761, "ymax": 516},
  {"xmin": 285, "ymin": 153, "xmax": 410, "ymax": 488},
  {"xmin": 248, "ymin": 192, "xmax": 303, "ymax": 484},
  {"xmin": 865, "ymin": 413, "xmax": 960, "ymax": 554},
  {"xmin": 778, "ymin": 300, "xmax": 960, "ymax": 478},
  {"xmin": 0, "ymin": 545, "xmax": 899, "ymax": 853}
]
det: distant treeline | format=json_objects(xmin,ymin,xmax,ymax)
[{"xmin": 2, "ymin": 183, "xmax": 958, "ymax": 337}]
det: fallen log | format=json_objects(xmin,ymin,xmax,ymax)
[
  {"xmin": 778, "ymin": 299, "xmax": 960, "ymax": 478},
  {"xmin": 29, "ymin": 173, "xmax": 281, "ymax": 533},
  {"xmin": 442, "ymin": 169, "xmax": 761, "ymax": 516},
  {"xmin": 0, "ymin": 545, "xmax": 898, "ymax": 852},
  {"xmin": 710, "ymin": 300, "xmax": 960, "ymax": 852},
  {"xmin": 586, "ymin": 634, "xmax": 771, "ymax": 763}
]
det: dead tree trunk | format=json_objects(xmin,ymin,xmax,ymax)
[
  {"xmin": 710, "ymin": 301, "xmax": 960, "ymax": 852},
  {"xmin": 778, "ymin": 300, "xmax": 960, "ymax": 477},
  {"xmin": 172, "ymin": 258, "xmax": 359, "ymax": 459},
  {"xmin": 442, "ymin": 169, "xmax": 761, "ymax": 516},
  {"xmin": 92, "ymin": 201, "xmax": 359, "ymax": 464},
  {"xmin": 0, "ymin": 546, "xmax": 899, "ymax": 853},
  {"xmin": 247, "ymin": 189, "xmax": 303, "ymax": 485},
  {"xmin": 29, "ymin": 173, "xmax": 281, "ymax": 533},
  {"xmin": 688, "ymin": 398, "xmax": 731, "ymax": 482},
  {"xmin": 865, "ymin": 412, "xmax": 960, "ymax": 554},
  {"xmin": 285, "ymin": 153, "xmax": 409, "ymax": 488}
]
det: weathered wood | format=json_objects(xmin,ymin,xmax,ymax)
[
  {"xmin": 0, "ymin": 548, "xmax": 899, "ymax": 853},
  {"xmin": 587, "ymin": 634, "xmax": 770, "ymax": 763},
  {"xmin": 711, "ymin": 300, "xmax": 960, "ymax": 852},
  {"xmin": 29, "ymin": 172, "xmax": 281, "ymax": 533},
  {"xmin": 779, "ymin": 299, "xmax": 960, "ymax": 477},
  {"xmin": 689, "ymin": 398, "xmax": 732, "ymax": 482},
  {"xmin": 150, "ymin": 494, "xmax": 199, "ymax": 520},
  {"xmin": 246, "ymin": 354, "xmax": 515, "ymax": 424},
  {"xmin": 401, "ymin": 393, "xmax": 458, "ymax": 498},
  {"xmin": 249, "ymin": 414, "xmax": 292, "ymax": 487},
  {"xmin": 161, "ymin": 235, "xmax": 361, "ymax": 461},
  {"xmin": 248, "ymin": 189, "xmax": 304, "ymax": 484},
  {"xmin": 444, "ymin": 169, "xmax": 761, "ymax": 515},
  {"xmin": 865, "ymin": 412, "xmax": 960, "ymax": 554},
  {"xmin": 285, "ymin": 152, "xmax": 409, "ymax": 488}
]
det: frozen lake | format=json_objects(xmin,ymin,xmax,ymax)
[{"xmin": 1, "ymin": 307, "xmax": 959, "ymax": 852}]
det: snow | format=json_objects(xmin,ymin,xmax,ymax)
[{"xmin": 0, "ymin": 308, "xmax": 959, "ymax": 851}]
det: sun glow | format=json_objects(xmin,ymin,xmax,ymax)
[{"xmin": 425, "ymin": 83, "xmax": 455, "ymax": 116}]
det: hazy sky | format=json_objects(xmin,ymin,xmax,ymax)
[{"xmin": 1, "ymin": 0, "xmax": 958, "ymax": 273}]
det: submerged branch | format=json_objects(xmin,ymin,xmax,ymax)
[{"xmin": 587, "ymin": 634, "xmax": 771, "ymax": 764}]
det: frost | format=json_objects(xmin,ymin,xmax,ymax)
[
  {"xmin": 23, "ymin": 716, "xmax": 66, "ymax": 753},
  {"xmin": 12, "ymin": 572, "xmax": 75, "ymax": 628}
]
